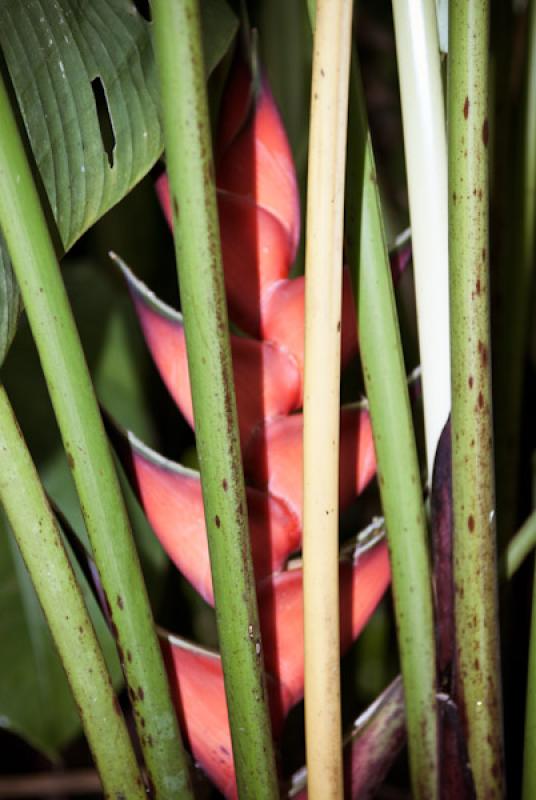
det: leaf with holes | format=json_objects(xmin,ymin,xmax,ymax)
[{"xmin": 0, "ymin": 0, "xmax": 237, "ymax": 364}]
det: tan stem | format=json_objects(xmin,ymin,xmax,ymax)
[{"xmin": 302, "ymin": 1, "xmax": 353, "ymax": 798}]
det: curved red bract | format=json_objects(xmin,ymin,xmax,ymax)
[
  {"xmin": 163, "ymin": 541, "xmax": 391, "ymax": 799},
  {"xmin": 117, "ymin": 58, "xmax": 393, "ymax": 798}
]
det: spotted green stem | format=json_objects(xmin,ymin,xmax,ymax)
[
  {"xmin": 448, "ymin": 0, "xmax": 505, "ymax": 795},
  {"xmin": 0, "ymin": 384, "xmax": 146, "ymax": 799},
  {"xmin": 151, "ymin": 1, "xmax": 279, "ymax": 797},
  {"xmin": 0, "ymin": 70, "xmax": 192, "ymax": 800}
]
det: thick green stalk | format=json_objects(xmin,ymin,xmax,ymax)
[
  {"xmin": 0, "ymin": 73, "xmax": 192, "ymax": 799},
  {"xmin": 345, "ymin": 57, "xmax": 438, "ymax": 800},
  {"xmin": 448, "ymin": 1, "xmax": 504, "ymax": 796},
  {"xmin": 0, "ymin": 385, "xmax": 145, "ymax": 800},
  {"xmin": 151, "ymin": 2, "xmax": 279, "ymax": 798}
]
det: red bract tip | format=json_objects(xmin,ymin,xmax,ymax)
[
  {"xmin": 244, "ymin": 406, "xmax": 376, "ymax": 524},
  {"xmin": 258, "ymin": 542, "xmax": 391, "ymax": 722},
  {"xmin": 162, "ymin": 640, "xmax": 237, "ymax": 798},
  {"xmin": 117, "ymin": 433, "xmax": 301, "ymax": 605},
  {"xmin": 261, "ymin": 267, "xmax": 358, "ymax": 382},
  {"xmin": 216, "ymin": 66, "xmax": 300, "ymax": 261},
  {"xmin": 116, "ymin": 260, "xmax": 302, "ymax": 448}
]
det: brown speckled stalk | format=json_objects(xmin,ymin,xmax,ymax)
[
  {"xmin": 448, "ymin": 1, "xmax": 505, "ymax": 795},
  {"xmin": 152, "ymin": 1, "xmax": 279, "ymax": 797}
]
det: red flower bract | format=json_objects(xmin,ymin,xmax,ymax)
[{"xmin": 115, "ymin": 57, "xmax": 393, "ymax": 798}]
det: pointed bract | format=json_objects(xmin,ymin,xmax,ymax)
[
  {"xmin": 114, "ymin": 430, "xmax": 301, "ymax": 605},
  {"xmin": 116, "ymin": 258, "xmax": 302, "ymax": 447},
  {"xmin": 162, "ymin": 640, "xmax": 237, "ymax": 798},
  {"xmin": 258, "ymin": 542, "xmax": 391, "ymax": 722},
  {"xmin": 163, "ymin": 540, "xmax": 390, "ymax": 798},
  {"xmin": 216, "ymin": 68, "xmax": 300, "ymax": 260}
]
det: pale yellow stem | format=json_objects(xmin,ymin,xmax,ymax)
[{"xmin": 302, "ymin": 2, "xmax": 353, "ymax": 798}]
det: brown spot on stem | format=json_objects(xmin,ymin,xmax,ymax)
[
  {"xmin": 116, "ymin": 595, "xmax": 124, "ymax": 610},
  {"xmin": 222, "ymin": 478, "xmax": 228, "ymax": 491},
  {"xmin": 463, "ymin": 97, "xmax": 470, "ymax": 119},
  {"xmin": 138, "ymin": 686, "xmax": 144, "ymax": 701},
  {"xmin": 468, "ymin": 375, "xmax": 474, "ymax": 389},
  {"xmin": 468, "ymin": 515, "xmax": 475, "ymax": 532},
  {"xmin": 478, "ymin": 391, "xmax": 484, "ymax": 409},
  {"xmin": 478, "ymin": 340, "xmax": 488, "ymax": 366},
  {"xmin": 215, "ymin": 515, "xmax": 221, "ymax": 528},
  {"xmin": 66, "ymin": 451, "xmax": 74, "ymax": 469},
  {"xmin": 476, "ymin": 279, "xmax": 481, "ymax": 295}
]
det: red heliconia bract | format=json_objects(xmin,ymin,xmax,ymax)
[
  {"xmin": 115, "ymin": 56, "xmax": 393, "ymax": 800},
  {"xmin": 118, "ymin": 430, "xmax": 300, "ymax": 605},
  {"xmin": 244, "ymin": 406, "xmax": 376, "ymax": 524},
  {"xmin": 116, "ymin": 258, "xmax": 302, "ymax": 449},
  {"xmin": 260, "ymin": 268, "xmax": 359, "ymax": 380},
  {"xmin": 257, "ymin": 542, "xmax": 391, "ymax": 723},
  {"xmin": 163, "ymin": 540, "xmax": 391, "ymax": 799},
  {"xmin": 215, "ymin": 63, "xmax": 300, "ymax": 261}
]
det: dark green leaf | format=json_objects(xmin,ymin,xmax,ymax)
[{"xmin": 0, "ymin": 0, "xmax": 237, "ymax": 363}]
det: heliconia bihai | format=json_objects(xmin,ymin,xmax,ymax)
[
  {"xmin": 243, "ymin": 406, "xmax": 376, "ymax": 525},
  {"xmin": 161, "ymin": 538, "xmax": 391, "ymax": 799},
  {"xmin": 113, "ymin": 256, "xmax": 303, "ymax": 450},
  {"xmin": 112, "ymin": 56, "xmax": 400, "ymax": 797},
  {"xmin": 109, "ymin": 424, "xmax": 300, "ymax": 606}
]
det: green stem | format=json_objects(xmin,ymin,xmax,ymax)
[
  {"xmin": 0, "ymin": 385, "xmax": 145, "ymax": 800},
  {"xmin": 0, "ymin": 73, "xmax": 192, "ymax": 799},
  {"xmin": 448, "ymin": 1, "xmax": 504, "ymax": 796},
  {"xmin": 151, "ymin": 2, "xmax": 279, "ymax": 797},
  {"xmin": 345, "ymin": 56, "xmax": 438, "ymax": 800}
]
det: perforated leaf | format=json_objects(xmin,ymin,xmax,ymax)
[{"xmin": 0, "ymin": 0, "xmax": 237, "ymax": 363}]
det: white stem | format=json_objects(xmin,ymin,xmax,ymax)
[
  {"xmin": 302, "ymin": 1, "xmax": 353, "ymax": 798},
  {"xmin": 392, "ymin": 0, "xmax": 451, "ymax": 477}
]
